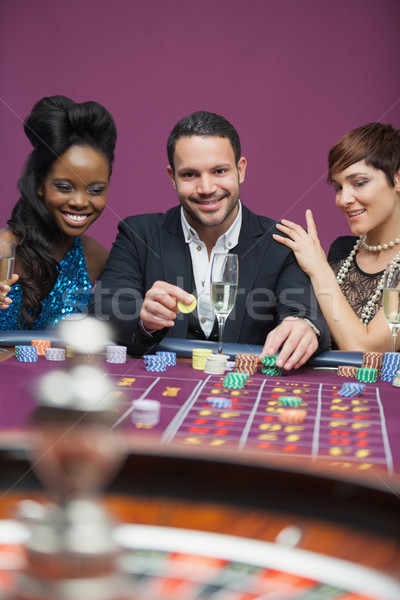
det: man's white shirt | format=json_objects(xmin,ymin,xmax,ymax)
[{"xmin": 180, "ymin": 201, "xmax": 242, "ymax": 338}]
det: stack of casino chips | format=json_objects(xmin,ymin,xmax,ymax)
[
  {"xmin": 143, "ymin": 354, "xmax": 166, "ymax": 372},
  {"xmin": 156, "ymin": 351, "xmax": 177, "ymax": 366},
  {"xmin": 338, "ymin": 382, "xmax": 365, "ymax": 397},
  {"xmin": 222, "ymin": 372, "xmax": 249, "ymax": 389},
  {"xmin": 206, "ymin": 395, "xmax": 232, "ymax": 408},
  {"xmin": 132, "ymin": 398, "xmax": 161, "ymax": 426},
  {"xmin": 356, "ymin": 367, "xmax": 377, "ymax": 383},
  {"xmin": 31, "ymin": 339, "xmax": 51, "ymax": 356},
  {"xmin": 45, "ymin": 347, "xmax": 66, "ymax": 361},
  {"xmin": 277, "ymin": 395, "xmax": 307, "ymax": 423},
  {"xmin": 380, "ymin": 352, "xmax": 400, "ymax": 382},
  {"xmin": 16, "ymin": 345, "xmax": 38, "ymax": 362},
  {"xmin": 192, "ymin": 348, "xmax": 213, "ymax": 370},
  {"xmin": 204, "ymin": 354, "xmax": 229, "ymax": 374},
  {"xmin": 106, "ymin": 345, "xmax": 127, "ymax": 364},
  {"xmin": 337, "ymin": 365, "xmax": 358, "ymax": 377},
  {"xmin": 278, "ymin": 395, "xmax": 302, "ymax": 407},
  {"xmin": 362, "ymin": 351, "xmax": 383, "ymax": 376},
  {"xmin": 279, "ymin": 408, "xmax": 307, "ymax": 423},
  {"xmin": 260, "ymin": 354, "xmax": 282, "ymax": 376},
  {"xmin": 234, "ymin": 353, "xmax": 258, "ymax": 375}
]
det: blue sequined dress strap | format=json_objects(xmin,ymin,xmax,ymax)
[{"xmin": 0, "ymin": 237, "xmax": 92, "ymax": 330}]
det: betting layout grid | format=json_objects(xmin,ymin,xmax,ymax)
[{"xmin": 108, "ymin": 361, "xmax": 395, "ymax": 475}]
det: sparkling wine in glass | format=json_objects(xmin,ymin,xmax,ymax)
[
  {"xmin": 210, "ymin": 253, "xmax": 238, "ymax": 354},
  {"xmin": 383, "ymin": 261, "xmax": 400, "ymax": 352},
  {"xmin": 0, "ymin": 241, "xmax": 15, "ymax": 297}
]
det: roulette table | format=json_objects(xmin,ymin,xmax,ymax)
[{"xmin": 0, "ymin": 337, "xmax": 399, "ymax": 599}]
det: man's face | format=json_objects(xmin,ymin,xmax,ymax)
[{"xmin": 167, "ymin": 136, "xmax": 246, "ymax": 237}]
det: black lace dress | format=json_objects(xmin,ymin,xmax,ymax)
[{"xmin": 328, "ymin": 236, "xmax": 383, "ymax": 324}]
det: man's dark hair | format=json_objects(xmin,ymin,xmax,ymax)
[{"xmin": 167, "ymin": 111, "xmax": 241, "ymax": 170}]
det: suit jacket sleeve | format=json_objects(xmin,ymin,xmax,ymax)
[
  {"xmin": 229, "ymin": 207, "xmax": 330, "ymax": 354},
  {"xmin": 269, "ymin": 247, "xmax": 331, "ymax": 353},
  {"xmin": 88, "ymin": 215, "xmax": 169, "ymax": 355}
]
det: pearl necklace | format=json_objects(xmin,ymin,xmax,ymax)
[
  {"xmin": 361, "ymin": 234, "xmax": 400, "ymax": 252},
  {"xmin": 336, "ymin": 237, "xmax": 400, "ymax": 326}
]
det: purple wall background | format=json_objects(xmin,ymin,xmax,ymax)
[{"xmin": 1, "ymin": 0, "xmax": 399, "ymax": 251}]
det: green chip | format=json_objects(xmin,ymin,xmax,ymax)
[
  {"xmin": 261, "ymin": 366, "xmax": 283, "ymax": 376},
  {"xmin": 278, "ymin": 396, "xmax": 302, "ymax": 407},
  {"xmin": 222, "ymin": 373, "xmax": 247, "ymax": 389},
  {"xmin": 356, "ymin": 367, "xmax": 377, "ymax": 382},
  {"xmin": 261, "ymin": 354, "xmax": 278, "ymax": 367}
]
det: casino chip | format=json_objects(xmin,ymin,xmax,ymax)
[
  {"xmin": 156, "ymin": 351, "xmax": 177, "ymax": 366},
  {"xmin": 261, "ymin": 354, "xmax": 278, "ymax": 367},
  {"xmin": 356, "ymin": 367, "xmax": 377, "ymax": 383},
  {"xmin": 261, "ymin": 366, "xmax": 283, "ymax": 376},
  {"xmin": 192, "ymin": 348, "xmax": 213, "ymax": 370},
  {"xmin": 143, "ymin": 354, "xmax": 166, "ymax": 372},
  {"xmin": 362, "ymin": 351, "xmax": 383, "ymax": 375},
  {"xmin": 337, "ymin": 365, "xmax": 357, "ymax": 377},
  {"xmin": 106, "ymin": 345, "xmax": 127, "ymax": 364},
  {"xmin": 380, "ymin": 352, "xmax": 400, "ymax": 382},
  {"xmin": 31, "ymin": 339, "xmax": 51, "ymax": 356},
  {"xmin": 235, "ymin": 353, "xmax": 258, "ymax": 375},
  {"xmin": 17, "ymin": 345, "xmax": 38, "ymax": 363},
  {"xmin": 338, "ymin": 383, "xmax": 365, "ymax": 397},
  {"xmin": 204, "ymin": 354, "xmax": 229, "ymax": 374},
  {"xmin": 177, "ymin": 294, "xmax": 197, "ymax": 314},
  {"xmin": 279, "ymin": 409, "xmax": 307, "ymax": 424},
  {"xmin": 222, "ymin": 372, "xmax": 248, "ymax": 389},
  {"xmin": 278, "ymin": 396, "xmax": 302, "ymax": 407},
  {"xmin": 132, "ymin": 399, "xmax": 161, "ymax": 426},
  {"xmin": 45, "ymin": 347, "xmax": 66, "ymax": 361},
  {"xmin": 206, "ymin": 396, "xmax": 232, "ymax": 409}
]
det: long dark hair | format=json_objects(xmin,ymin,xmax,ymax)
[{"xmin": 7, "ymin": 95, "xmax": 117, "ymax": 327}]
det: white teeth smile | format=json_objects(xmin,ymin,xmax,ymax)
[
  {"xmin": 65, "ymin": 213, "xmax": 88, "ymax": 222},
  {"xmin": 348, "ymin": 210, "xmax": 365, "ymax": 217}
]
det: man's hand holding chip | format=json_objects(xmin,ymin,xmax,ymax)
[{"xmin": 140, "ymin": 281, "xmax": 196, "ymax": 331}]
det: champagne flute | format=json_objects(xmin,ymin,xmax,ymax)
[
  {"xmin": 383, "ymin": 261, "xmax": 400, "ymax": 352},
  {"xmin": 210, "ymin": 253, "xmax": 238, "ymax": 354},
  {"xmin": 0, "ymin": 241, "xmax": 15, "ymax": 354},
  {"xmin": 0, "ymin": 241, "xmax": 15, "ymax": 297}
]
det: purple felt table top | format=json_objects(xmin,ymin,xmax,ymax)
[{"xmin": 1, "ymin": 354, "xmax": 399, "ymax": 488}]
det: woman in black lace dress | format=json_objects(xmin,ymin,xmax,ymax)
[{"xmin": 273, "ymin": 123, "xmax": 400, "ymax": 352}]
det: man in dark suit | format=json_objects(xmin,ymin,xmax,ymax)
[{"xmin": 90, "ymin": 111, "xmax": 330, "ymax": 368}]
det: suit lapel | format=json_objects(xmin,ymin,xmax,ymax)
[
  {"xmin": 159, "ymin": 208, "xmax": 193, "ymax": 338},
  {"xmin": 223, "ymin": 207, "xmax": 273, "ymax": 342}
]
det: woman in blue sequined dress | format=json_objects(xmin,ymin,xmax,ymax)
[{"xmin": 0, "ymin": 95, "xmax": 117, "ymax": 329}]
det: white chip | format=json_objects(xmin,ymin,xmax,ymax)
[{"xmin": 132, "ymin": 399, "xmax": 161, "ymax": 426}]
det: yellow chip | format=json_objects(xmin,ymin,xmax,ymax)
[{"xmin": 178, "ymin": 294, "xmax": 197, "ymax": 313}]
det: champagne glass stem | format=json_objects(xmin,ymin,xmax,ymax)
[
  {"xmin": 217, "ymin": 316, "xmax": 227, "ymax": 354},
  {"xmin": 390, "ymin": 325, "xmax": 400, "ymax": 352}
]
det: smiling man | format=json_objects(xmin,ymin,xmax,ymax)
[{"xmin": 90, "ymin": 111, "xmax": 330, "ymax": 368}]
